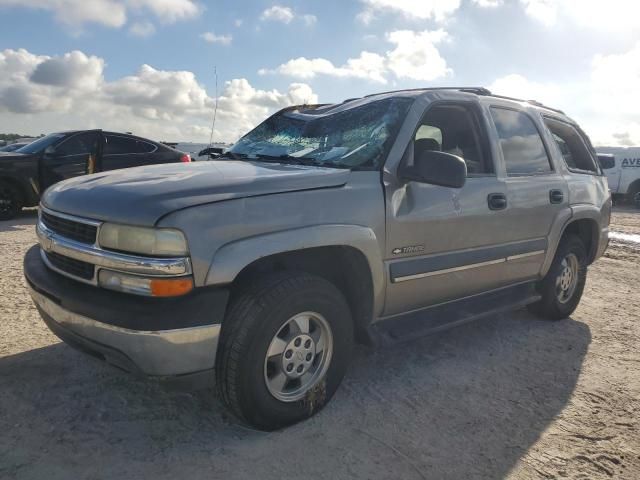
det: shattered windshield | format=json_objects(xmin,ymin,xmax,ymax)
[{"xmin": 228, "ymin": 97, "xmax": 414, "ymax": 169}]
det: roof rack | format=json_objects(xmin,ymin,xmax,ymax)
[
  {"xmin": 363, "ymin": 87, "xmax": 565, "ymax": 115},
  {"xmin": 481, "ymin": 93, "xmax": 565, "ymax": 115},
  {"xmin": 363, "ymin": 87, "xmax": 492, "ymax": 98}
]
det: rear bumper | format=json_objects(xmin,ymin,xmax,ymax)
[{"xmin": 24, "ymin": 244, "xmax": 229, "ymax": 377}]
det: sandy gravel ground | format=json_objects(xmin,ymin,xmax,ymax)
[{"xmin": 1, "ymin": 208, "xmax": 639, "ymax": 480}]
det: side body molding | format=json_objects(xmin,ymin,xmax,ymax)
[{"xmin": 205, "ymin": 224, "xmax": 386, "ymax": 316}]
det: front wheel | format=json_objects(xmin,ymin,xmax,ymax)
[
  {"xmin": 216, "ymin": 272, "xmax": 353, "ymax": 430},
  {"xmin": 528, "ymin": 235, "xmax": 587, "ymax": 320}
]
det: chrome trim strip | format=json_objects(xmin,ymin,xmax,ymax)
[
  {"xmin": 394, "ymin": 258, "xmax": 506, "ymax": 283},
  {"xmin": 506, "ymin": 250, "xmax": 546, "ymax": 261},
  {"xmin": 37, "ymin": 221, "xmax": 191, "ymax": 278},
  {"xmin": 28, "ymin": 286, "xmax": 220, "ymax": 376},
  {"xmin": 393, "ymin": 250, "xmax": 547, "ymax": 283},
  {"xmin": 40, "ymin": 204, "xmax": 102, "ymax": 228}
]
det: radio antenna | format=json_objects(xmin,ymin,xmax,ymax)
[{"xmin": 208, "ymin": 66, "xmax": 218, "ymax": 146}]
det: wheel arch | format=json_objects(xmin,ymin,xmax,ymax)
[
  {"xmin": 205, "ymin": 225, "xmax": 385, "ymax": 343},
  {"xmin": 206, "ymin": 225, "xmax": 385, "ymax": 345}
]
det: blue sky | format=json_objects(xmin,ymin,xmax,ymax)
[{"xmin": 0, "ymin": 0, "xmax": 639, "ymax": 145}]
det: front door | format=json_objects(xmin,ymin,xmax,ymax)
[
  {"xmin": 40, "ymin": 131, "xmax": 102, "ymax": 190},
  {"xmin": 383, "ymin": 101, "xmax": 514, "ymax": 316}
]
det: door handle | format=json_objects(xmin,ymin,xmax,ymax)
[
  {"xmin": 488, "ymin": 193, "xmax": 507, "ymax": 210},
  {"xmin": 549, "ymin": 189, "xmax": 564, "ymax": 204}
]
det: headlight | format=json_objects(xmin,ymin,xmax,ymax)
[{"xmin": 99, "ymin": 223, "xmax": 188, "ymax": 256}]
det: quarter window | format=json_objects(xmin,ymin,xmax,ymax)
[
  {"xmin": 544, "ymin": 117, "xmax": 598, "ymax": 173},
  {"xmin": 105, "ymin": 135, "xmax": 156, "ymax": 155},
  {"xmin": 490, "ymin": 108, "xmax": 552, "ymax": 175}
]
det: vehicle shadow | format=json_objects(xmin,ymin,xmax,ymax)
[
  {"xmin": 0, "ymin": 209, "xmax": 37, "ymax": 233},
  {"xmin": 0, "ymin": 310, "xmax": 590, "ymax": 480}
]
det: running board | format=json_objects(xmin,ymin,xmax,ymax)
[{"xmin": 369, "ymin": 282, "xmax": 541, "ymax": 346}]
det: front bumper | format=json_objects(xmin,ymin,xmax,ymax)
[{"xmin": 24, "ymin": 245, "xmax": 229, "ymax": 377}]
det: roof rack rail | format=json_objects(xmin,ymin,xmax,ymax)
[
  {"xmin": 361, "ymin": 87, "xmax": 566, "ymax": 115},
  {"xmin": 484, "ymin": 93, "xmax": 565, "ymax": 114},
  {"xmin": 363, "ymin": 87, "xmax": 492, "ymax": 98}
]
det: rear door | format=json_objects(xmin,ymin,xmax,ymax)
[
  {"xmin": 488, "ymin": 106, "xmax": 568, "ymax": 280},
  {"xmin": 40, "ymin": 131, "xmax": 102, "ymax": 190},
  {"xmin": 101, "ymin": 134, "xmax": 160, "ymax": 171}
]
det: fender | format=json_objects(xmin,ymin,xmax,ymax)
[
  {"xmin": 205, "ymin": 224, "xmax": 386, "ymax": 316},
  {"xmin": 541, "ymin": 204, "xmax": 604, "ymax": 276}
]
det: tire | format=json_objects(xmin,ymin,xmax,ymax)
[
  {"xmin": 216, "ymin": 272, "xmax": 353, "ymax": 431},
  {"xmin": 527, "ymin": 235, "xmax": 587, "ymax": 320},
  {"xmin": 631, "ymin": 188, "xmax": 640, "ymax": 209},
  {"xmin": 0, "ymin": 180, "xmax": 21, "ymax": 221}
]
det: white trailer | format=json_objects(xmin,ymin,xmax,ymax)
[{"xmin": 597, "ymin": 147, "xmax": 640, "ymax": 207}]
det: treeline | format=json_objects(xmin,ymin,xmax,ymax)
[{"xmin": 0, "ymin": 133, "xmax": 44, "ymax": 142}]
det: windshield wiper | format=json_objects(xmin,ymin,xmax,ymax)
[{"xmin": 254, "ymin": 154, "xmax": 318, "ymax": 165}]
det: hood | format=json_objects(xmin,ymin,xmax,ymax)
[{"xmin": 42, "ymin": 160, "xmax": 351, "ymax": 225}]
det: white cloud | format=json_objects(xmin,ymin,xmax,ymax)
[
  {"xmin": 302, "ymin": 14, "xmax": 317, "ymax": 26},
  {"xmin": 260, "ymin": 5, "xmax": 317, "ymax": 26},
  {"xmin": 200, "ymin": 31, "xmax": 232, "ymax": 45},
  {"xmin": 488, "ymin": 73, "xmax": 561, "ymax": 105},
  {"xmin": 261, "ymin": 29, "xmax": 452, "ymax": 83},
  {"xmin": 129, "ymin": 21, "xmax": 156, "ymax": 37},
  {"xmin": 520, "ymin": 0, "xmax": 557, "ymax": 26},
  {"xmin": 260, "ymin": 51, "xmax": 387, "ymax": 83},
  {"xmin": 0, "ymin": 48, "xmax": 318, "ymax": 143},
  {"xmin": 471, "ymin": 0, "xmax": 503, "ymax": 7},
  {"xmin": 127, "ymin": 0, "xmax": 201, "ymax": 23},
  {"xmin": 518, "ymin": 0, "xmax": 640, "ymax": 29},
  {"xmin": 261, "ymin": 5, "xmax": 294, "ymax": 23},
  {"xmin": 385, "ymin": 29, "xmax": 452, "ymax": 81},
  {"xmin": 234, "ymin": 19, "xmax": 243, "ymax": 27},
  {"xmin": 0, "ymin": 0, "xmax": 201, "ymax": 29},
  {"xmin": 489, "ymin": 42, "xmax": 640, "ymax": 147},
  {"xmin": 357, "ymin": 0, "xmax": 461, "ymax": 24}
]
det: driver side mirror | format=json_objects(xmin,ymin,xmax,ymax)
[{"xmin": 402, "ymin": 149, "xmax": 467, "ymax": 189}]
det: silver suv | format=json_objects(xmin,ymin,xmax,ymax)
[{"xmin": 24, "ymin": 87, "xmax": 610, "ymax": 430}]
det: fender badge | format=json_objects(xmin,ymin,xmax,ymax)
[{"xmin": 392, "ymin": 245, "xmax": 425, "ymax": 255}]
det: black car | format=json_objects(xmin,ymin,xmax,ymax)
[
  {"xmin": 0, "ymin": 142, "xmax": 30, "ymax": 153},
  {"xmin": 0, "ymin": 130, "xmax": 191, "ymax": 220}
]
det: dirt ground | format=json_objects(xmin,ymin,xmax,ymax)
[{"xmin": 1, "ymin": 207, "xmax": 639, "ymax": 480}]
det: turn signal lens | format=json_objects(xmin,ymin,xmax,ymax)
[
  {"xmin": 150, "ymin": 277, "xmax": 193, "ymax": 297},
  {"xmin": 98, "ymin": 269, "xmax": 193, "ymax": 297}
]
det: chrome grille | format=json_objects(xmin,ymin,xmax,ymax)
[{"xmin": 41, "ymin": 211, "xmax": 97, "ymax": 245}]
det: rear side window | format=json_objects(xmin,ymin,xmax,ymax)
[
  {"xmin": 490, "ymin": 107, "xmax": 552, "ymax": 175},
  {"xmin": 105, "ymin": 135, "xmax": 156, "ymax": 154},
  {"xmin": 544, "ymin": 117, "xmax": 598, "ymax": 173}
]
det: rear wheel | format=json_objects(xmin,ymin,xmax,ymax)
[
  {"xmin": 528, "ymin": 235, "xmax": 587, "ymax": 320},
  {"xmin": 216, "ymin": 272, "xmax": 353, "ymax": 430},
  {"xmin": 0, "ymin": 181, "xmax": 21, "ymax": 221},
  {"xmin": 632, "ymin": 189, "xmax": 640, "ymax": 209}
]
